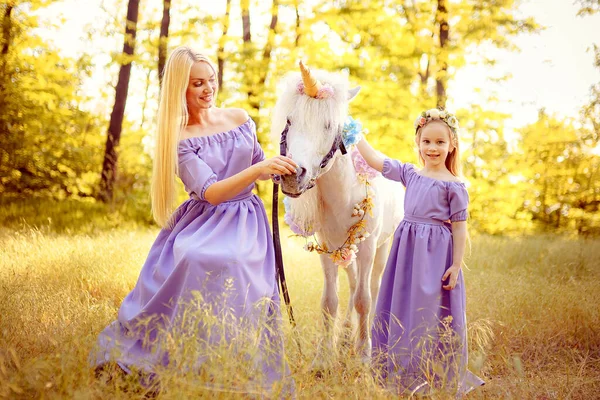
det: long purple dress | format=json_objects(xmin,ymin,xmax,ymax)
[
  {"xmin": 91, "ymin": 119, "xmax": 293, "ymax": 395},
  {"xmin": 371, "ymin": 159, "xmax": 484, "ymax": 396}
]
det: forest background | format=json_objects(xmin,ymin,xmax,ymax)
[
  {"xmin": 1, "ymin": 0, "xmax": 600, "ymax": 399},
  {"xmin": 1, "ymin": 0, "xmax": 599, "ymax": 235}
]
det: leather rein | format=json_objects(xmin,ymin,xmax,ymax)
[{"xmin": 271, "ymin": 118, "xmax": 347, "ymax": 331}]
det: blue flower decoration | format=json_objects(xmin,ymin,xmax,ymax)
[{"xmin": 342, "ymin": 116, "xmax": 363, "ymax": 147}]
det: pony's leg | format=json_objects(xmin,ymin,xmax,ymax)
[
  {"xmin": 311, "ymin": 254, "xmax": 339, "ymax": 371},
  {"xmin": 370, "ymin": 239, "xmax": 390, "ymax": 325},
  {"xmin": 354, "ymin": 239, "xmax": 378, "ymax": 363},
  {"xmin": 340, "ymin": 262, "xmax": 357, "ymax": 351}
]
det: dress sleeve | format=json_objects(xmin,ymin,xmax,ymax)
[
  {"xmin": 381, "ymin": 158, "xmax": 414, "ymax": 187},
  {"xmin": 249, "ymin": 119, "xmax": 265, "ymax": 165},
  {"xmin": 448, "ymin": 183, "xmax": 469, "ymax": 222},
  {"xmin": 178, "ymin": 145, "xmax": 217, "ymax": 201}
]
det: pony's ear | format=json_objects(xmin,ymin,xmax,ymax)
[{"xmin": 348, "ymin": 86, "xmax": 361, "ymax": 101}]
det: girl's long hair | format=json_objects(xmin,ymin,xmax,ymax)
[
  {"xmin": 151, "ymin": 47, "xmax": 217, "ymax": 228},
  {"xmin": 415, "ymin": 120, "xmax": 462, "ymax": 177}
]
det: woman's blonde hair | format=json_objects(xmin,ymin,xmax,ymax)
[
  {"xmin": 151, "ymin": 46, "xmax": 218, "ymax": 228},
  {"xmin": 415, "ymin": 120, "xmax": 462, "ymax": 177}
]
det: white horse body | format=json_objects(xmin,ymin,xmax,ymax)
[{"xmin": 271, "ymin": 65, "xmax": 404, "ymax": 364}]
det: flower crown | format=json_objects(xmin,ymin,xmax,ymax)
[
  {"xmin": 414, "ymin": 108, "xmax": 459, "ymax": 138},
  {"xmin": 296, "ymin": 81, "xmax": 335, "ymax": 99}
]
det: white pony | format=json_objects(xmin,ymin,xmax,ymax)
[{"xmin": 271, "ymin": 62, "xmax": 403, "ymax": 365}]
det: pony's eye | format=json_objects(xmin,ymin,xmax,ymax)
[{"xmin": 325, "ymin": 122, "xmax": 331, "ymax": 131}]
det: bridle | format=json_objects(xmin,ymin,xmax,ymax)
[
  {"xmin": 270, "ymin": 117, "xmax": 347, "ymax": 352},
  {"xmin": 276, "ymin": 118, "xmax": 347, "ymax": 195}
]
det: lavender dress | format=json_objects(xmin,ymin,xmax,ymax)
[
  {"xmin": 92, "ymin": 119, "xmax": 293, "ymax": 394},
  {"xmin": 371, "ymin": 159, "xmax": 484, "ymax": 396}
]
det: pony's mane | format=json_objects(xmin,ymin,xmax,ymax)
[
  {"xmin": 270, "ymin": 68, "xmax": 354, "ymax": 229},
  {"xmin": 270, "ymin": 69, "xmax": 351, "ymax": 150}
]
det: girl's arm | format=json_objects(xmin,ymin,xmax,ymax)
[
  {"xmin": 356, "ymin": 139, "xmax": 386, "ymax": 172},
  {"xmin": 442, "ymin": 220, "xmax": 467, "ymax": 290},
  {"xmin": 205, "ymin": 155, "xmax": 296, "ymax": 205}
]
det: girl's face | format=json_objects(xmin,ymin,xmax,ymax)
[
  {"xmin": 417, "ymin": 121, "xmax": 454, "ymax": 168},
  {"xmin": 186, "ymin": 61, "xmax": 217, "ymax": 112}
]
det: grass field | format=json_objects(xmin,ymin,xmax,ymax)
[{"xmin": 0, "ymin": 200, "xmax": 599, "ymax": 399}]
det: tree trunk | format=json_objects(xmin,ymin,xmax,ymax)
[
  {"xmin": 217, "ymin": 0, "xmax": 231, "ymax": 91},
  {"xmin": 259, "ymin": 0, "xmax": 278, "ymax": 87},
  {"xmin": 1, "ymin": 4, "xmax": 11, "ymax": 56},
  {"xmin": 99, "ymin": 0, "xmax": 140, "ymax": 202},
  {"xmin": 241, "ymin": 0, "xmax": 254, "ymax": 112},
  {"xmin": 0, "ymin": 4, "xmax": 13, "ymax": 144},
  {"xmin": 294, "ymin": 0, "xmax": 300, "ymax": 46},
  {"xmin": 436, "ymin": 0, "xmax": 449, "ymax": 108},
  {"xmin": 158, "ymin": 0, "xmax": 170, "ymax": 87},
  {"xmin": 139, "ymin": 66, "xmax": 152, "ymax": 130},
  {"xmin": 243, "ymin": 0, "xmax": 278, "ymax": 114},
  {"xmin": 240, "ymin": 0, "xmax": 279, "ymax": 198},
  {"xmin": 241, "ymin": 0, "xmax": 251, "ymax": 43},
  {"xmin": 0, "ymin": 4, "xmax": 13, "ymax": 93}
]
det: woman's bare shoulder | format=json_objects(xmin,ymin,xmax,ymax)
[{"xmin": 221, "ymin": 108, "xmax": 249, "ymax": 125}]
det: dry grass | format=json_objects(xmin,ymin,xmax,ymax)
[{"xmin": 0, "ymin": 217, "xmax": 599, "ymax": 399}]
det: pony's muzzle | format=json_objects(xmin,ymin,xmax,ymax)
[
  {"xmin": 296, "ymin": 166, "xmax": 307, "ymax": 181},
  {"xmin": 280, "ymin": 164, "xmax": 313, "ymax": 198}
]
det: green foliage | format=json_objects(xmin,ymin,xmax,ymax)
[
  {"xmin": 458, "ymin": 105, "xmax": 529, "ymax": 234},
  {"xmin": 514, "ymin": 111, "xmax": 600, "ymax": 234},
  {"xmin": 0, "ymin": 1, "xmax": 104, "ymax": 198},
  {"xmin": 0, "ymin": 0, "xmax": 598, "ymax": 235}
]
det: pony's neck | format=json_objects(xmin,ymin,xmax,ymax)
[
  {"xmin": 286, "ymin": 153, "xmax": 358, "ymax": 233},
  {"xmin": 315, "ymin": 154, "xmax": 356, "ymax": 208}
]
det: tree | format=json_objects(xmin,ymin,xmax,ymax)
[
  {"xmin": 0, "ymin": 1, "xmax": 103, "ymax": 199},
  {"xmin": 436, "ymin": 0, "xmax": 449, "ymax": 107},
  {"xmin": 158, "ymin": 0, "xmax": 171, "ymax": 86},
  {"xmin": 515, "ymin": 111, "xmax": 600, "ymax": 234},
  {"xmin": 0, "ymin": 2, "xmax": 14, "ymax": 141},
  {"xmin": 98, "ymin": 0, "xmax": 141, "ymax": 202},
  {"xmin": 216, "ymin": 0, "xmax": 231, "ymax": 90}
]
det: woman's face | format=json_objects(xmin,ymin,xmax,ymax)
[{"xmin": 186, "ymin": 61, "xmax": 217, "ymax": 112}]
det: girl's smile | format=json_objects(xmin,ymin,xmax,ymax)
[{"xmin": 417, "ymin": 121, "xmax": 454, "ymax": 170}]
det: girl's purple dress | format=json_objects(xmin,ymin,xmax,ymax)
[
  {"xmin": 92, "ymin": 119, "xmax": 293, "ymax": 394},
  {"xmin": 372, "ymin": 159, "xmax": 484, "ymax": 396}
]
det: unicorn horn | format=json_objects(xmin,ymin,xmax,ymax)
[{"xmin": 299, "ymin": 61, "xmax": 322, "ymax": 98}]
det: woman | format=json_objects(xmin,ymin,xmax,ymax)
[{"xmin": 91, "ymin": 46, "xmax": 297, "ymax": 396}]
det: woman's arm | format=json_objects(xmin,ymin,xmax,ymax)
[
  {"xmin": 356, "ymin": 139, "xmax": 386, "ymax": 172},
  {"xmin": 204, "ymin": 155, "xmax": 296, "ymax": 205}
]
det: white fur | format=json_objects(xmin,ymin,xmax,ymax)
[{"xmin": 271, "ymin": 67, "xmax": 404, "ymax": 366}]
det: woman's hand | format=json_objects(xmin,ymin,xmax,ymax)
[
  {"xmin": 255, "ymin": 156, "xmax": 298, "ymax": 176},
  {"xmin": 442, "ymin": 265, "xmax": 461, "ymax": 290}
]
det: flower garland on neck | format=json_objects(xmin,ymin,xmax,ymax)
[{"xmin": 283, "ymin": 117, "xmax": 379, "ymax": 268}]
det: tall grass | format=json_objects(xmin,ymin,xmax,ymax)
[
  {"xmin": 0, "ymin": 200, "xmax": 599, "ymax": 399},
  {"xmin": 0, "ymin": 197, "xmax": 154, "ymax": 235}
]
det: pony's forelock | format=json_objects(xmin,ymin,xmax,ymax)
[{"xmin": 272, "ymin": 70, "xmax": 351, "ymax": 157}]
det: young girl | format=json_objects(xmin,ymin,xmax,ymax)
[
  {"xmin": 355, "ymin": 109, "xmax": 484, "ymax": 396},
  {"xmin": 91, "ymin": 47, "xmax": 297, "ymax": 395}
]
